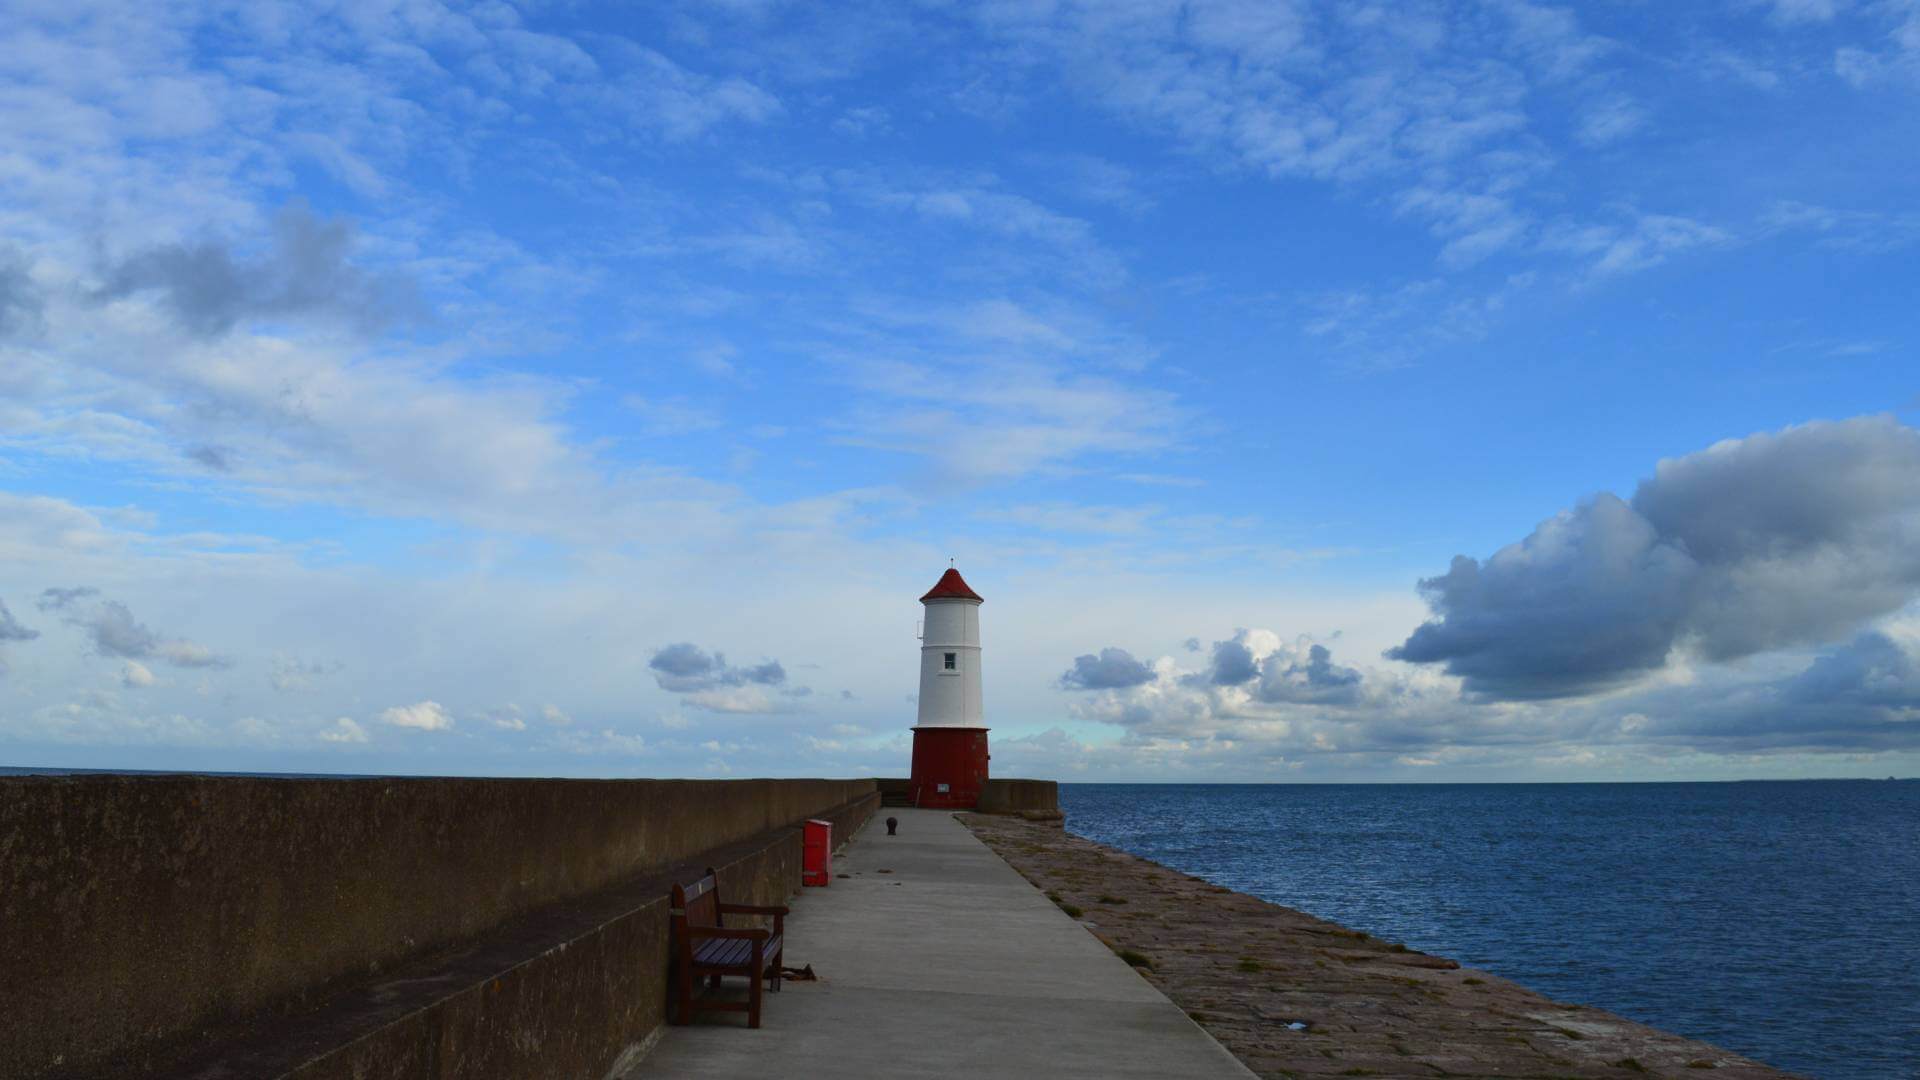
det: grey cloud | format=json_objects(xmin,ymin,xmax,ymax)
[
  {"xmin": 1058, "ymin": 647, "xmax": 1154, "ymax": 690},
  {"xmin": 1622, "ymin": 633, "xmax": 1920, "ymax": 753},
  {"xmin": 1631, "ymin": 417, "xmax": 1920, "ymax": 659},
  {"xmin": 270, "ymin": 655, "xmax": 339, "ymax": 692},
  {"xmin": 77, "ymin": 601, "xmax": 159, "ymax": 659},
  {"xmin": 1255, "ymin": 644, "xmax": 1362, "ymax": 705},
  {"xmin": 36, "ymin": 587, "xmax": 229, "ymax": 669},
  {"xmin": 743, "ymin": 660, "xmax": 786, "ymax": 685},
  {"xmin": 1390, "ymin": 417, "xmax": 1920, "ymax": 699},
  {"xmin": 1781, "ymin": 632, "xmax": 1920, "ymax": 709},
  {"xmin": 0, "ymin": 597, "xmax": 39, "ymax": 674},
  {"xmin": 1168, "ymin": 630, "xmax": 1370, "ymax": 702},
  {"xmin": 186, "ymin": 444, "xmax": 235, "ymax": 471},
  {"xmin": 95, "ymin": 203, "xmax": 417, "ymax": 337},
  {"xmin": 1054, "ymin": 622, "xmax": 1920, "ymax": 773},
  {"xmin": 648, "ymin": 643, "xmax": 788, "ymax": 693},
  {"xmin": 1204, "ymin": 637, "xmax": 1259, "ymax": 686},
  {"xmin": 37, "ymin": 586, "xmax": 98, "ymax": 609},
  {"xmin": 1389, "ymin": 495, "xmax": 1693, "ymax": 699},
  {"xmin": 0, "ymin": 246, "xmax": 44, "ymax": 339},
  {"xmin": 649, "ymin": 642, "xmax": 719, "ymax": 682},
  {"xmin": 0, "ymin": 599, "xmax": 39, "ymax": 642}
]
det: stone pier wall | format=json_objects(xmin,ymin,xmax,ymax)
[
  {"xmin": 977, "ymin": 778, "xmax": 1060, "ymax": 815},
  {"xmin": 0, "ymin": 775, "xmax": 876, "ymax": 1079}
]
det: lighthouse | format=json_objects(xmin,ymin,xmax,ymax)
[{"xmin": 908, "ymin": 567, "xmax": 989, "ymax": 809}]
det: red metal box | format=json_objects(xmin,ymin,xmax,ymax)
[{"xmin": 802, "ymin": 818, "xmax": 832, "ymax": 886}]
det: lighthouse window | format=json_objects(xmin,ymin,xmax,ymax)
[{"xmin": 944, "ymin": 652, "xmax": 957, "ymax": 670}]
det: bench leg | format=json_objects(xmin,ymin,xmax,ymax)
[
  {"xmin": 674, "ymin": 963, "xmax": 693, "ymax": 1025},
  {"xmin": 749, "ymin": 943, "xmax": 764, "ymax": 1028}
]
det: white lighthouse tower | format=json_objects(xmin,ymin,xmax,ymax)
[{"xmin": 908, "ymin": 567, "xmax": 989, "ymax": 808}]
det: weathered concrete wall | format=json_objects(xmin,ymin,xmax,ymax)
[
  {"xmin": 0, "ymin": 776, "xmax": 874, "ymax": 1079},
  {"xmin": 875, "ymin": 776, "xmax": 1055, "ymax": 814},
  {"xmin": 977, "ymin": 778, "xmax": 1060, "ymax": 815},
  {"xmin": 165, "ymin": 791, "xmax": 878, "ymax": 1080}
]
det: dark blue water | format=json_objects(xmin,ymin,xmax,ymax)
[{"xmin": 1062, "ymin": 781, "xmax": 1920, "ymax": 1080}]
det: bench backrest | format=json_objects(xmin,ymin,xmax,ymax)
[{"xmin": 670, "ymin": 868, "xmax": 723, "ymax": 953}]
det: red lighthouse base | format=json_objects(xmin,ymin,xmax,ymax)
[{"xmin": 908, "ymin": 726, "xmax": 989, "ymax": 809}]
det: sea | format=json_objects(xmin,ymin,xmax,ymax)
[{"xmin": 1061, "ymin": 780, "xmax": 1920, "ymax": 1080}]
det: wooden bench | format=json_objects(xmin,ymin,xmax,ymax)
[{"xmin": 669, "ymin": 867, "xmax": 789, "ymax": 1028}]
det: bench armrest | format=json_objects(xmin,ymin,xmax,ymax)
[
  {"xmin": 718, "ymin": 902, "xmax": 786, "ymax": 937},
  {"xmin": 686, "ymin": 925, "xmax": 769, "ymax": 942}
]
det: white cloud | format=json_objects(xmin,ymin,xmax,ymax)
[
  {"xmin": 320, "ymin": 717, "xmax": 369, "ymax": 744},
  {"xmin": 976, "ymin": 503, "xmax": 1162, "ymax": 536},
  {"xmin": 836, "ymin": 357, "xmax": 1185, "ymax": 483},
  {"xmin": 962, "ymin": 0, "xmax": 1644, "ymax": 273},
  {"xmin": 269, "ymin": 655, "xmax": 334, "ymax": 692},
  {"xmin": 1761, "ymin": 200, "xmax": 1920, "ymax": 253},
  {"xmin": 1577, "ymin": 96, "xmax": 1648, "ymax": 146},
  {"xmin": 600, "ymin": 45, "xmax": 782, "ymax": 140},
  {"xmin": 379, "ymin": 700, "xmax": 454, "ymax": 731},
  {"xmin": 832, "ymin": 105, "xmax": 890, "ymax": 138},
  {"xmin": 1833, "ymin": 3, "xmax": 1920, "ymax": 87},
  {"xmin": 549, "ymin": 727, "xmax": 649, "ymax": 755},
  {"xmin": 622, "ymin": 395, "xmax": 724, "ymax": 437},
  {"xmin": 120, "ymin": 661, "xmax": 155, "ymax": 688},
  {"xmin": 1542, "ymin": 212, "xmax": 1733, "ymax": 276},
  {"xmin": 1769, "ymin": 0, "xmax": 1842, "ymax": 24},
  {"xmin": 685, "ymin": 686, "xmax": 795, "ymax": 714}
]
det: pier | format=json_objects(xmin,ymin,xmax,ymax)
[
  {"xmin": 629, "ymin": 807, "xmax": 1252, "ymax": 1078},
  {"xmin": 3, "ymin": 774, "xmax": 1800, "ymax": 1079}
]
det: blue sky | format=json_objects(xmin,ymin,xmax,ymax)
[{"xmin": 1, "ymin": 0, "xmax": 1917, "ymax": 780}]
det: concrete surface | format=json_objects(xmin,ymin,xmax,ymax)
[{"xmin": 629, "ymin": 808, "xmax": 1254, "ymax": 1079}]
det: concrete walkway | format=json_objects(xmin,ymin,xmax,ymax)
[{"xmin": 629, "ymin": 808, "xmax": 1254, "ymax": 1079}]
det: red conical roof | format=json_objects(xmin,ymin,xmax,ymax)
[{"xmin": 920, "ymin": 568, "xmax": 983, "ymax": 603}]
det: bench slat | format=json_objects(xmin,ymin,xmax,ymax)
[
  {"xmin": 691, "ymin": 934, "xmax": 782, "ymax": 972},
  {"xmin": 693, "ymin": 938, "xmax": 749, "ymax": 968}
]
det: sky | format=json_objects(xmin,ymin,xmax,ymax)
[{"xmin": 1, "ymin": 0, "xmax": 1918, "ymax": 782}]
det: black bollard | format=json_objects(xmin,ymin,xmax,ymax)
[{"xmin": 885, "ymin": 816, "xmax": 898, "ymax": 836}]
